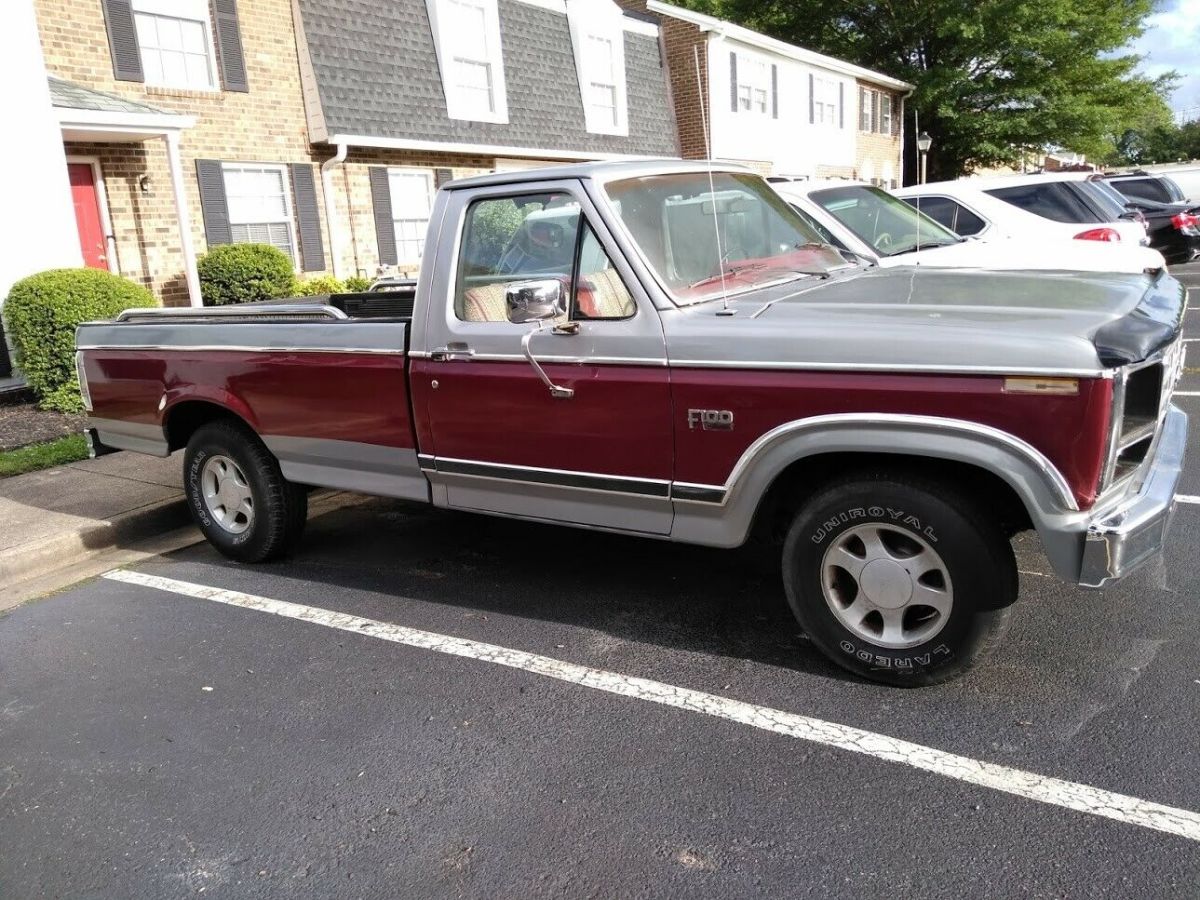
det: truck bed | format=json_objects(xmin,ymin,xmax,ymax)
[{"xmin": 76, "ymin": 298, "xmax": 426, "ymax": 502}]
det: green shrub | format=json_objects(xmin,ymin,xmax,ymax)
[
  {"xmin": 4, "ymin": 268, "xmax": 156, "ymax": 412},
  {"xmin": 343, "ymin": 275, "xmax": 373, "ymax": 292},
  {"xmin": 294, "ymin": 274, "xmax": 346, "ymax": 296},
  {"xmin": 197, "ymin": 243, "xmax": 295, "ymax": 306}
]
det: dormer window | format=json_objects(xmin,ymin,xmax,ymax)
[
  {"xmin": 567, "ymin": 0, "xmax": 629, "ymax": 136},
  {"xmin": 426, "ymin": 0, "xmax": 509, "ymax": 123}
]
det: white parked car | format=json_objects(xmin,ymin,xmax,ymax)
[
  {"xmin": 891, "ymin": 173, "xmax": 1153, "ymax": 248},
  {"xmin": 770, "ymin": 179, "xmax": 1166, "ymax": 273}
]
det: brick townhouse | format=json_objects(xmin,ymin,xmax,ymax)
[
  {"xmin": 27, "ymin": 0, "xmax": 677, "ymax": 307},
  {"xmin": 619, "ymin": 0, "xmax": 912, "ymax": 185}
]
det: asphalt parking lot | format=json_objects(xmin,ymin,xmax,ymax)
[{"xmin": 2, "ymin": 263, "xmax": 1200, "ymax": 898}]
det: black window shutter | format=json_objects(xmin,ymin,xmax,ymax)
[
  {"xmin": 808, "ymin": 73, "xmax": 814, "ymax": 124},
  {"xmin": 770, "ymin": 65, "xmax": 778, "ymax": 118},
  {"xmin": 874, "ymin": 91, "xmax": 882, "ymax": 133},
  {"xmin": 838, "ymin": 82, "xmax": 844, "ymax": 128},
  {"xmin": 290, "ymin": 164, "xmax": 325, "ymax": 272},
  {"xmin": 434, "ymin": 168, "xmax": 454, "ymax": 189},
  {"xmin": 101, "ymin": 0, "xmax": 143, "ymax": 82},
  {"xmin": 195, "ymin": 160, "xmax": 231, "ymax": 247},
  {"xmin": 859, "ymin": 87, "xmax": 867, "ymax": 130},
  {"xmin": 729, "ymin": 52, "xmax": 738, "ymax": 112},
  {"xmin": 211, "ymin": 0, "xmax": 249, "ymax": 92},
  {"xmin": 369, "ymin": 168, "xmax": 398, "ymax": 267}
]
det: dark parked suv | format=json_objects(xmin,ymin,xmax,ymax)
[
  {"xmin": 1097, "ymin": 175, "xmax": 1200, "ymax": 264},
  {"xmin": 1106, "ymin": 171, "xmax": 1190, "ymax": 205}
]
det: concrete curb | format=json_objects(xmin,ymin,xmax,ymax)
[{"xmin": 0, "ymin": 496, "xmax": 192, "ymax": 591}]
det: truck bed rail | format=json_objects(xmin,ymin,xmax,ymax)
[{"xmin": 114, "ymin": 304, "xmax": 347, "ymax": 324}]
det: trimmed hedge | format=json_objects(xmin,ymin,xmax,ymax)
[
  {"xmin": 343, "ymin": 275, "xmax": 373, "ymax": 292},
  {"xmin": 4, "ymin": 268, "xmax": 156, "ymax": 412},
  {"xmin": 198, "ymin": 243, "xmax": 295, "ymax": 306},
  {"xmin": 294, "ymin": 274, "xmax": 346, "ymax": 296}
]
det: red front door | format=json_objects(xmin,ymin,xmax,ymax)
[{"xmin": 68, "ymin": 163, "xmax": 110, "ymax": 270}]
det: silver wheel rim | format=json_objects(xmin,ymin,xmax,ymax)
[
  {"xmin": 820, "ymin": 523, "xmax": 953, "ymax": 650},
  {"xmin": 200, "ymin": 455, "xmax": 254, "ymax": 535}
]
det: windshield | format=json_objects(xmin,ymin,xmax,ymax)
[
  {"xmin": 602, "ymin": 172, "xmax": 847, "ymax": 303},
  {"xmin": 810, "ymin": 185, "xmax": 961, "ymax": 255}
]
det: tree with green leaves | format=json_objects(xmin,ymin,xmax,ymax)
[{"xmin": 687, "ymin": 0, "xmax": 1175, "ymax": 181}]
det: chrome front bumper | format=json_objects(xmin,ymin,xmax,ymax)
[{"xmin": 1078, "ymin": 404, "xmax": 1188, "ymax": 588}]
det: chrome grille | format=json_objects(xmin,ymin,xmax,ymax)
[{"xmin": 1102, "ymin": 337, "xmax": 1185, "ymax": 493}]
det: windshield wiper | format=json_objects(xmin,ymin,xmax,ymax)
[{"xmin": 885, "ymin": 239, "xmax": 959, "ymax": 256}]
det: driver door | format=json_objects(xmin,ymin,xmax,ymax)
[{"xmin": 409, "ymin": 180, "xmax": 674, "ymax": 534}]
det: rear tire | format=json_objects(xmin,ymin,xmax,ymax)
[
  {"xmin": 183, "ymin": 419, "xmax": 308, "ymax": 563},
  {"xmin": 782, "ymin": 474, "xmax": 1016, "ymax": 686}
]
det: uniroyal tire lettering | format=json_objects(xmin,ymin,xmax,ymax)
[
  {"xmin": 188, "ymin": 451, "xmax": 212, "ymax": 527},
  {"xmin": 811, "ymin": 506, "xmax": 938, "ymax": 544}
]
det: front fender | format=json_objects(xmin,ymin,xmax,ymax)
[{"xmin": 670, "ymin": 413, "xmax": 1088, "ymax": 579}]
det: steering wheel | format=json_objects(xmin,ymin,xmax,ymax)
[{"xmin": 873, "ymin": 232, "xmax": 893, "ymax": 251}]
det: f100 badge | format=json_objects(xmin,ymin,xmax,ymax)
[{"xmin": 688, "ymin": 409, "xmax": 734, "ymax": 431}]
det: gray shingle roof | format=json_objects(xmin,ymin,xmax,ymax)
[
  {"xmin": 47, "ymin": 76, "xmax": 175, "ymax": 115},
  {"xmin": 296, "ymin": 0, "xmax": 679, "ymax": 157}
]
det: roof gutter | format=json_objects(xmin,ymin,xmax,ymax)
[{"xmin": 320, "ymin": 142, "xmax": 348, "ymax": 280}]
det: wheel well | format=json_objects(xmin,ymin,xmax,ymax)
[
  {"xmin": 749, "ymin": 452, "xmax": 1033, "ymax": 544},
  {"xmin": 164, "ymin": 401, "xmax": 250, "ymax": 453}
]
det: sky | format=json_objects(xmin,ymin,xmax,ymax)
[{"xmin": 1131, "ymin": 0, "xmax": 1200, "ymax": 120}]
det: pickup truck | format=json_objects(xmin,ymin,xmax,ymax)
[{"xmin": 76, "ymin": 160, "xmax": 1189, "ymax": 686}]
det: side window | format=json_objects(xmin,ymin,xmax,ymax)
[
  {"xmin": 574, "ymin": 223, "xmax": 635, "ymax": 320},
  {"xmin": 456, "ymin": 193, "xmax": 580, "ymax": 322},
  {"xmin": 454, "ymin": 194, "xmax": 634, "ymax": 323},
  {"xmin": 952, "ymin": 203, "xmax": 986, "ymax": 236},
  {"xmin": 906, "ymin": 196, "xmax": 957, "ymax": 231},
  {"xmin": 985, "ymin": 183, "xmax": 1101, "ymax": 224}
]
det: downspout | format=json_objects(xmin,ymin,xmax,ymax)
[
  {"xmin": 320, "ymin": 142, "xmax": 348, "ymax": 280},
  {"xmin": 898, "ymin": 87, "xmax": 914, "ymax": 188}
]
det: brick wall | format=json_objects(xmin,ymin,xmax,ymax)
[{"xmin": 36, "ymin": 0, "xmax": 330, "ymax": 304}]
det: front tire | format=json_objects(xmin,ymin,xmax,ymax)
[
  {"xmin": 184, "ymin": 419, "xmax": 308, "ymax": 563},
  {"xmin": 782, "ymin": 474, "xmax": 1016, "ymax": 686}
]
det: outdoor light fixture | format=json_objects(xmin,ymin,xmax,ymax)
[
  {"xmin": 138, "ymin": 174, "xmax": 152, "ymax": 194},
  {"xmin": 916, "ymin": 131, "xmax": 932, "ymax": 184}
]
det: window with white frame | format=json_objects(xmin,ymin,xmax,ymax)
[
  {"xmin": 859, "ymin": 87, "xmax": 874, "ymax": 132},
  {"xmin": 567, "ymin": 0, "xmax": 628, "ymax": 135},
  {"xmin": 132, "ymin": 0, "xmax": 217, "ymax": 91},
  {"xmin": 223, "ymin": 164, "xmax": 297, "ymax": 262},
  {"xmin": 735, "ymin": 55, "xmax": 771, "ymax": 115},
  {"xmin": 813, "ymin": 76, "xmax": 839, "ymax": 126},
  {"xmin": 860, "ymin": 87, "xmax": 895, "ymax": 134},
  {"xmin": 426, "ymin": 0, "xmax": 509, "ymax": 123},
  {"xmin": 388, "ymin": 169, "xmax": 435, "ymax": 263},
  {"xmin": 879, "ymin": 94, "xmax": 893, "ymax": 133}
]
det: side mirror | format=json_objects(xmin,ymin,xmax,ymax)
[{"xmin": 506, "ymin": 279, "xmax": 566, "ymax": 324}]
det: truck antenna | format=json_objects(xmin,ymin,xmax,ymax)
[{"xmin": 695, "ymin": 45, "xmax": 731, "ymax": 312}]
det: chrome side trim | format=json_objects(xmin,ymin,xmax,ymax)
[
  {"xmin": 430, "ymin": 456, "xmax": 671, "ymax": 498},
  {"xmin": 671, "ymin": 482, "xmax": 727, "ymax": 504},
  {"xmin": 668, "ymin": 359, "xmax": 1112, "ymax": 379},
  {"xmin": 417, "ymin": 453, "xmax": 436, "ymax": 470},
  {"xmin": 113, "ymin": 304, "xmax": 348, "ymax": 321},
  {"xmin": 412, "ymin": 350, "xmax": 668, "ymax": 367},
  {"xmin": 264, "ymin": 436, "xmax": 430, "ymax": 503},
  {"xmin": 715, "ymin": 413, "xmax": 1080, "ymax": 511},
  {"xmin": 77, "ymin": 344, "xmax": 407, "ymax": 355}
]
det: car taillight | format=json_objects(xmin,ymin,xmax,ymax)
[
  {"xmin": 1074, "ymin": 227, "xmax": 1121, "ymax": 242},
  {"xmin": 1171, "ymin": 212, "xmax": 1199, "ymax": 233}
]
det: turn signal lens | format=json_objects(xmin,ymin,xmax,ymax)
[
  {"xmin": 1003, "ymin": 377, "xmax": 1080, "ymax": 395},
  {"xmin": 1073, "ymin": 228, "xmax": 1121, "ymax": 242}
]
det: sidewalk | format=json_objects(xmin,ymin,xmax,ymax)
[{"xmin": 0, "ymin": 452, "xmax": 192, "ymax": 604}]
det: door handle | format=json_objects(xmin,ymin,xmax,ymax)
[{"xmin": 429, "ymin": 343, "xmax": 474, "ymax": 362}]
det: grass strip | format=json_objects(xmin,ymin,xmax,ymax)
[{"xmin": 0, "ymin": 434, "xmax": 88, "ymax": 478}]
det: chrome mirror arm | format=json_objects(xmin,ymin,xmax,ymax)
[{"xmin": 522, "ymin": 326, "xmax": 574, "ymax": 399}]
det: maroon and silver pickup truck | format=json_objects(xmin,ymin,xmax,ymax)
[{"xmin": 76, "ymin": 161, "xmax": 1189, "ymax": 685}]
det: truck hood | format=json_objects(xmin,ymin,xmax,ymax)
[
  {"xmin": 664, "ymin": 267, "xmax": 1186, "ymax": 375},
  {"xmin": 878, "ymin": 236, "xmax": 1165, "ymax": 273}
]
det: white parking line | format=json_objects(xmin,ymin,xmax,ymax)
[
  {"xmin": 102, "ymin": 568, "xmax": 1200, "ymax": 844},
  {"xmin": 1174, "ymin": 392, "xmax": 1200, "ymax": 396},
  {"xmin": 1177, "ymin": 495, "xmax": 1200, "ymax": 505}
]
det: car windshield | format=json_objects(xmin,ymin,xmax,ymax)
[
  {"xmin": 809, "ymin": 185, "xmax": 961, "ymax": 255},
  {"xmin": 602, "ymin": 172, "xmax": 847, "ymax": 304}
]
